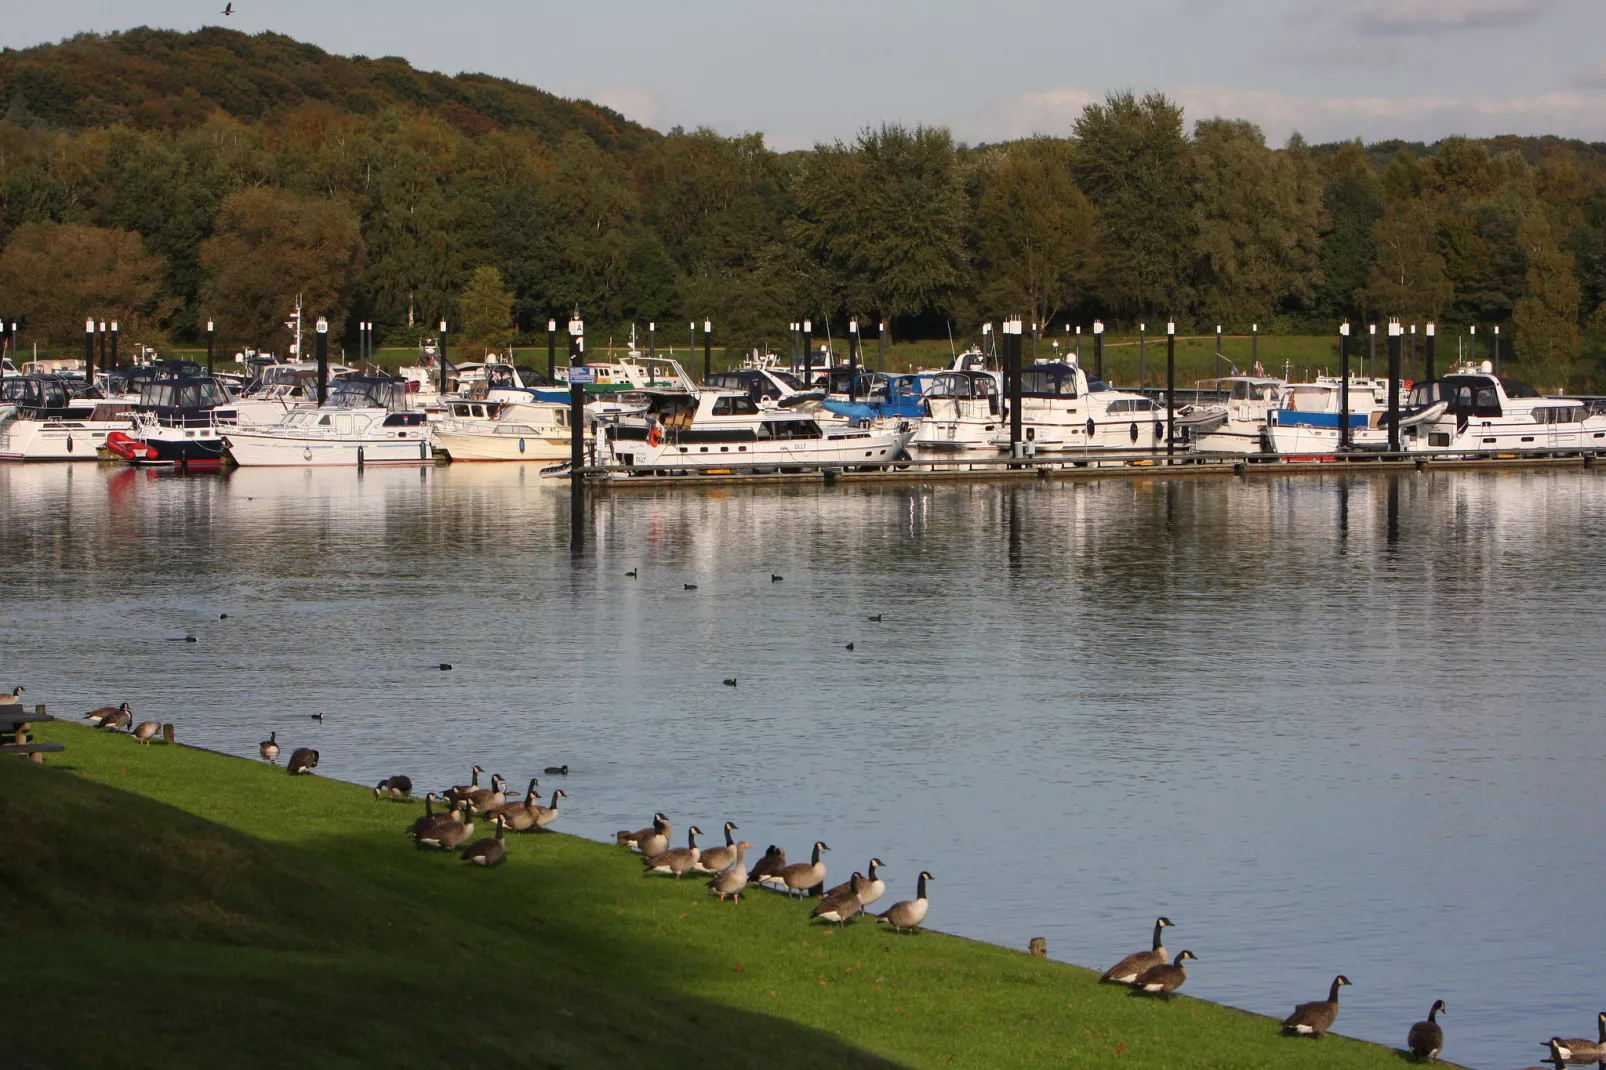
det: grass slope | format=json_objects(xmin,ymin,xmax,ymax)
[{"xmin": 2, "ymin": 724, "xmax": 1446, "ymax": 1068}]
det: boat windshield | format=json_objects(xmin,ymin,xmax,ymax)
[
  {"xmin": 139, "ymin": 378, "xmax": 231, "ymax": 409},
  {"xmin": 326, "ymin": 378, "xmax": 407, "ymax": 411},
  {"xmin": 927, "ymin": 371, "xmax": 997, "ymax": 399},
  {"xmin": 1021, "ymin": 365, "xmax": 1079, "ymax": 397},
  {"xmin": 1, "ymin": 376, "xmax": 72, "ymax": 409}
]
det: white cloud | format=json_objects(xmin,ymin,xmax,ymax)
[
  {"xmin": 953, "ymin": 83, "xmax": 1606, "ymax": 145},
  {"xmin": 588, "ymin": 85, "xmax": 664, "ymax": 129}
]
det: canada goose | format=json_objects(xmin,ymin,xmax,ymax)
[
  {"xmin": 826, "ymin": 858, "xmax": 885, "ymax": 907},
  {"xmin": 722, "ymin": 678, "xmax": 737, "ymax": 687},
  {"xmin": 460, "ymin": 815, "xmax": 507, "ymax": 867},
  {"xmin": 868, "ymin": 614, "xmax": 882, "ymax": 622},
  {"xmin": 417, "ymin": 806, "xmax": 474, "ymax": 850},
  {"xmin": 1407, "ymin": 999, "xmax": 1446, "ymax": 1061},
  {"xmin": 1283, "ymin": 975, "xmax": 1351, "ymax": 1037},
  {"xmin": 445, "ymin": 766, "xmax": 484, "ymax": 805},
  {"xmin": 645, "ymin": 826, "xmax": 702, "ymax": 878},
  {"xmin": 877, "ymin": 871, "xmax": 931, "ymax": 933},
  {"xmin": 1101, "ymin": 917, "xmax": 1175, "ymax": 984},
  {"xmin": 684, "ymin": 583, "xmax": 698, "ymax": 590},
  {"xmin": 1029, "ymin": 937, "xmax": 1048, "ymax": 958},
  {"xmin": 84, "ymin": 702, "xmax": 129, "ymax": 722},
  {"xmin": 708, "ymin": 841, "xmax": 753, "ymax": 902},
  {"xmin": 623, "ymin": 813, "xmax": 668, "ymax": 852},
  {"xmin": 1545, "ymin": 1012, "xmax": 1606, "ymax": 1061},
  {"xmin": 259, "ymin": 731, "xmax": 279, "ymax": 763},
  {"xmin": 132, "ymin": 721, "xmax": 162, "ymax": 744},
  {"xmin": 287, "ymin": 747, "xmax": 319, "ymax": 775},
  {"xmin": 530, "ymin": 789, "xmax": 565, "ymax": 830},
  {"xmin": 465, "ymin": 774, "xmax": 508, "ymax": 814},
  {"xmin": 693, "ymin": 822, "xmax": 740, "ymax": 874},
  {"xmin": 625, "ymin": 568, "xmax": 637, "ymax": 577},
  {"xmin": 494, "ymin": 780, "xmax": 543, "ymax": 831},
  {"xmin": 0, "ymin": 686, "xmax": 23, "ymax": 705},
  {"xmin": 97, "ymin": 706, "xmax": 133, "ymax": 731},
  {"xmin": 634, "ymin": 814, "xmax": 671, "ymax": 857},
  {"xmin": 373, "ymin": 775, "xmax": 414, "ymax": 799},
  {"xmin": 763, "ymin": 841, "xmax": 828, "ymax": 898},
  {"xmin": 161, "ymin": 723, "xmax": 175, "ymax": 744},
  {"xmin": 543, "ymin": 765, "xmax": 569, "ymax": 776},
  {"xmin": 747, "ymin": 844, "xmax": 787, "ymax": 886},
  {"xmin": 406, "ymin": 793, "xmax": 445, "ymax": 837},
  {"xmin": 1133, "ymin": 949, "xmax": 1197, "ymax": 997},
  {"xmin": 811, "ymin": 872, "xmax": 865, "ymax": 928}
]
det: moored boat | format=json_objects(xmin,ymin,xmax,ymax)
[
  {"xmin": 221, "ymin": 377, "xmax": 435, "ymax": 467},
  {"xmin": 1401, "ymin": 362, "xmax": 1606, "ymax": 452},
  {"xmin": 0, "ymin": 376, "xmax": 133, "ymax": 462},
  {"xmin": 434, "ymin": 399, "xmax": 583, "ymax": 461},
  {"xmin": 104, "ymin": 377, "xmax": 237, "ymax": 468}
]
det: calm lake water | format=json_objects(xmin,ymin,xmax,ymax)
[{"xmin": 4, "ymin": 461, "xmax": 1604, "ymax": 1068}]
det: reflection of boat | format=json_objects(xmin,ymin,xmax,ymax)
[
  {"xmin": 434, "ymin": 400, "xmax": 583, "ymax": 462},
  {"xmin": 221, "ymin": 377, "xmax": 435, "ymax": 467},
  {"xmin": 600, "ymin": 389, "xmax": 912, "ymax": 471},
  {"xmin": 105, "ymin": 377, "xmax": 237, "ymax": 467},
  {"xmin": 0, "ymin": 376, "xmax": 133, "ymax": 461},
  {"xmin": 1176, "ymin": 377, "xmax": 1285, "ymax": 454},
  {"xmin": 1402, "ymin": 362, "xmax": 1606, "ymax": 452}
]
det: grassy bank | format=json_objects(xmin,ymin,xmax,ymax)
[{"xmin": 0, "ymin": 723, "xmax": 1446, "ymax": 1069}]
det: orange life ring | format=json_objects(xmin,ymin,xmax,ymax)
[{"xmin": 647, "ymin": 426, "xmax": 663, "ymax": 447}]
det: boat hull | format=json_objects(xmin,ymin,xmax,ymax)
[
  {"xmin": 222, "ymin": 431, "xmax": 436, "ymax": 467},
  {"xmin": 0, "ymin": 419, "xmax": 128, "ymax": 461},
  {"xmin": 435, "ymin": 430, "xmax": 575, "ymax": 461}
]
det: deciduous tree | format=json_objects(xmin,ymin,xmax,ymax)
[
  {"xmin": 0, "ymin": 221, "xmax": 170, "ymax": 345},
  {"xmin": 1512, "ymin": 213, "xmax": 1581, "ymax": 365},
  {"xmin": 457, "ymin": 264, "xmax": 514, "ymax": 353},
  {"xmin": 972, "ymin": 138, "xmax": 1095, "ymax": 331}
]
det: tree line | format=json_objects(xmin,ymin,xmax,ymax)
[{"xmin": 0, "ymin": 30, "xmax": 1603, "ymax": 377}]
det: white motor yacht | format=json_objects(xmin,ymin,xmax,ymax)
[
  {"xmin": 987, "ymin": 361, "xmax": 1164, "ymax": 454},
  {"xmin": 0, "ymin": 376, "xmax": 133, "ymax": 461},
  {"xmin": 1176, "ymin": 376, "xmax": 1286, "ymax": 454},
  {"xmin": 434, "ymin": 399, "xmax": 584, "ymax": 461},
  {"xmin": 910, "ymin": 368, "xmax": 1004, "ymax": 453},
  {"xmin": 1401, "ymin": 362, "xmax": 1606, "ymax": 452},
  {"xmin": 232, "ymin": 362, "xmax": 357, "ymax": 426},
  {"xmin": 1265, "ymin": 377, "xmax": 1413, "ymax": 455},
  {"xmin": 221, "ymin": 377, "xmax": 435, "ymax": 467},
  {"xmin": 600, "ymin": 388, "xmax": 912, "ymax": 471}
]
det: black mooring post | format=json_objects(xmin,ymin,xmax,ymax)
[
  {"xmin": 1368, "ymin": 323, "xmax": 1376, "ymax": 379},
  {"xmin": 206, "ymin": 320, "xmax": 215, "ymax": 376},
  {"xmin": 848, "ymin": 319, "xmax": 859, "ymax": 402},
  {"xmin": 1493, "ymin": 326, "xmax": 1501, "ymax": 374},
  {"xmin": 876, "ymin": 321, "xmax": 885, "ymax": 373},
  {"xmin": 1008, "ymin": 318, "xmax": 1023, "ymax": 456},
  {"xmin": 802, "ymin": 319, "xmax": 813, "ymax": 389},
  {"xmin": 648, "ymin": 321, "xmax": 656, "ymax": 360},
  {"xmin": 1214, "ymin": 324, "xmax": 1223, "ymax": 379},
  {"xmin": 1339, "ymin": 323, "xmax": 1351, "ymax": 452},
  {"xmin": 109, "ymin": 321, "xmax": 118, "ymax": 370},
  {"xmin": 1251, "ymin": 323, "xmax": 1259, "ymax": 372},
  {"xmin": 438, "ymin": 321, "xmax": 449, "ymax": 398},
  {"xmin": 702, "ymin": 319, "xmax": 712, "ymax": 382},
  {"xmin": 1425, "ymin": 322, "xmax": 1436, "ymax": 382},
  {"xmin": 568, "ymin": 316, "xmax": 585, "ymax": 470},
  {"xmin": 84, "ymin": 317, "xmax": 95, "ymax": 383},
  {"xmin": 1139, "ymin": 323, "xmax": 1146, "ymax": 388},
  {"xmin": 1165, "ymin": 322, "xmax": 1176, "ymax": 458},
  {"xmin": 547, "ymin": 319, "xmax": 557, "ymax": 384},
  {"xmin": 315, "ymin": 317, "xmax": 329, "ymax": 404},
  {"xmin": 1387, "ymin": 321, "xmax": 1402, "ymax": 452},
  {"xmin": 1093, "ymin": 320, "xmax": 1104, "ymax": 381}
]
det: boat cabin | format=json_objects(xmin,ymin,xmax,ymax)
[
  {"xmin": 326, "ymin": 377, "xmax": 417, "ymax": 415},
  {"xmin": 704, "ymin": 368, "xmax": 808, "ymax": 402}
]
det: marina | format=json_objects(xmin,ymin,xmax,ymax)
[{"xmin": 3, "ymin": 459, "xmax": 1604, "ymax": 1069}]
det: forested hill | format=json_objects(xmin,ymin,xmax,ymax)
[{"xmin": 0, "ymin": 26, "xmax": 656, "ymax": 150}]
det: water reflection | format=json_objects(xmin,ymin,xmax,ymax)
[{"xmin": 3, "ymin": 461, "xmax": 1604, "ymax": 1069}]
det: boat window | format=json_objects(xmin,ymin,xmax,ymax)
[
  {"xmin": 1231, "ymin": 381, "xmax": 1252, "ymax": 400},
  {"xmin": 1501, "ymin": 379, "xmax": 1540, "ymax": 398},
  {"xmin": 711, "ymin": 396, "xmax": 759, "ymax": 416}
]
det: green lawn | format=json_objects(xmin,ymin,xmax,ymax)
[{"xmin": 0, "ymin": 723, "xmax": 1450, "ymax": 1068}]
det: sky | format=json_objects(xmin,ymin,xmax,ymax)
[{"xmin": 3, "ymin": 0, "xmax": 1604, "ymax": 149}]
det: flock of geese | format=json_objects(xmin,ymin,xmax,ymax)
[{"xmin": 45, "ymin": 695, "xmax": 1606, "ymax": 1067}]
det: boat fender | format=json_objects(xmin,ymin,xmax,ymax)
[
  {"xmin": 1085, "ymin": 418, "xmax": 1095, "ymax": 439},
  {"xmin": 518, "ymin": 438, "xmax": 526, "ymax": 453}
]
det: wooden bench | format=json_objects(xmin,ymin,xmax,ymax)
[{"xmin": 1, "ymin": 706, "xmax": 62, "ymax": 763}]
